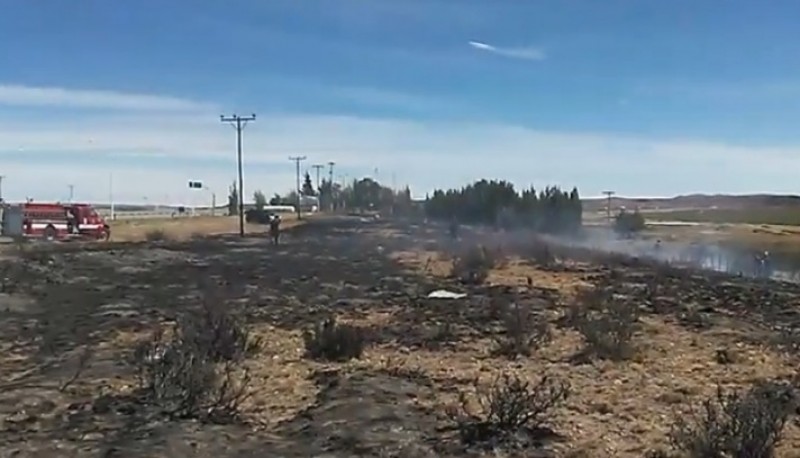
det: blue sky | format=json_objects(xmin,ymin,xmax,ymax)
[{"xmin": 2, "ymin": 0, "xmax": 800, "ymax": 204}]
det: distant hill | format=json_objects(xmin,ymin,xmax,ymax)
[{"xmin": 582, "ymin": 194, "xmax": 800, "ymax": 212}]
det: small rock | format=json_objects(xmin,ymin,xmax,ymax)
[{"xmin": 82, "ymin": 432, "xmax": 104, "ymax": 441}]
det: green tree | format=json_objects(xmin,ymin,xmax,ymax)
[
  {"xmin": 227, "ymin": 181, "xmax": 239, "ymax": 216},
  {"xmin": 253, "ymin": 190, "xmax": 267, "ymax": 211},
  {"xmin": 302, "ymin": 172, "xmax": 316, "ymax": 196},
  {"xmin": 424, "ymin": 180, "xmax": 583, "ymax": 235},
  {"xmin": 286, "ymin": 190, "xmax": 299, "ymax": 207},
  {"xmin": 614, "ymin": 209, "xmax": 646, "ymax": 237},
  {"xmin": 318, "ymin": 179, "xmax": 332, "ymax": 210},
  {"xmin": 269, "ymin": 193, "xmax": 282, "ymax": 205}
]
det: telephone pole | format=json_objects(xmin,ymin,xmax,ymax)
[
  {"xmin": 68, "ymin": 184, "xmax": 75, "ymax": 203},
  {"xmin": 289, "ymin": 156, "xmax": 307, "ymax": 219},
  {"xmin": 327, "ymin": 161, "xmax": 335, "ymax": 211},
  {"xmin": 220, "ymin": 113, "xmax": 256, "ymax": 237},
  {"xmin": 602, "ymin": 190, "xmax": 615, "ymax": 226},
  {"xmin": 109, "ymin": 173, "xmax": 115, "ymax": 220},
  {"xmin": 0, "ymin": 175, "xmax": 5, "ymax": 202},
  {"xmin": 311, "ymin": 164, "xmax": 324, "ymax": 191}
]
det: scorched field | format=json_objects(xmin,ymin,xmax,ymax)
[{"xmin": 1, "ymin": 216, "xmax": 799, "ymax": 457}]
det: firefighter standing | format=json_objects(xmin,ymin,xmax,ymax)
[
  {"xmin": 449, "ymin": 217, "xmax": 459, "ymax": 240},
  {"xmin": 269, "ymin": 214, "xmax": 281, "ymax": 245}
]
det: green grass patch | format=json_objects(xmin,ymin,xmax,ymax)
[{"xmin": 644, "ymin": 207, "xmax": 800, "ymax": 226}]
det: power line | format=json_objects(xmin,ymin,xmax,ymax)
[
  {"xmin": 602, "ymin": 190, "xmax": 615, "ymax": 226},
  {"xmin": 220, "ymin": 113, "xmax": 256, "ymax": 237},
  {"xmin": 289, "ymin": 156, "xmax": 307, "ymax": 219}
]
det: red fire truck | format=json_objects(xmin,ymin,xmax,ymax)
[{"xmin": 1, "ymin": 202, "xmax": 110, "ymax": 241}]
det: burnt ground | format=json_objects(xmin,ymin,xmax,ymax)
[{"xmin": 1, "ymin": 216, "xmax": 800, "ymax": 457}]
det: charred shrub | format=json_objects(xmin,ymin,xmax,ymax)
[
  {"xmin": 493, "ymin": 301, "xmax": 552, "ymax": 359},
  {"xmin": 132, "ymin": 326, "xmax": 252, "ymax": 423},
  {"xmin": 422, "ymin": 320, "xmax": 458, "ymax": 350},
  {"xmin": 451, "ymin": 245, "xmax": 496, "ymax": 285},
  {"xmin": 679, "ymin": 305, "xmax": 713, "ymax": 331},
  {"xmin": 448, "ymin": 373, "xmax": 570, "ymax": 449},
  {"xmin": 668, "ymin": 381, "xmax": 797, "ymax": 458},
  {"xmin": 568, "ymin": 287, "xmax": 640, "ymax": 361},
  {"xmin": 303, "ymin": 316, "xmax": 365, "ymax": 362},
  {"xmin": 529, "ymin": 242, "xmax": 556, "ymax": 268},
  {"xmin": 145, "ymin": 229, "xmax": 168, "ymax": 242},
  {"xmin": 179, "ymin": 298, "xmax": 259, "ymax": 362}
]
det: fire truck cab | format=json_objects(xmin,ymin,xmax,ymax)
[{"xmin": 1, "ymin": 202, "xmax": 110, "ymax": 241}]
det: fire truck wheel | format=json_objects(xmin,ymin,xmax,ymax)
[{"xmin": 44, "ymin": 225, "xmax": 57, "ymax": 240}]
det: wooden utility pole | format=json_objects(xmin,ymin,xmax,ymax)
[
  {"xmin": 602, "ymin": 190, "xmax": 615, "ymax": 226},
  {"xmin": 220, "ymin": 113, "xmax": 256, "ymax": 237},
  {"xmin": 327, "ymin": 161, "xmax": 335, "ymax": 211},
  {"xmin": 289, "ymin": 156, "xmax": 307, "ymax": 219},
  {"xmin": 311, "ymin": 164, "xmax": 324, "ymax": 192}
]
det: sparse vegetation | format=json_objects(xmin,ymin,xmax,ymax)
[
  {"xmin": 529, "ymin": 241, "xmax": 556, "ymax": 267},
  {"xmin": 302, "ymin": 316, "xmax": 366, "ymax": 361},
  {"xmin": 144, "ymin": 228, "xmax": 168, "ymax": 241},
  {"xmin": 668, "ymin": 381, "xmax": 797, "ymax": 458},
  {"xmin": 492, "ymin": 301, "xmax": 552, "ymax": 359},
  {"xmin": 422, "ymin": 320, "xmax": 458, "ymax": 349},
  {"xmin": 131, "ymin": 302, "xmax": 255, "ymax": 423},
  {"xmin": 567, "ymin": 286, "xmax": 640, "ymax": 360},
  {"xmin": 133, "ymin": 327, "xmax": 252, "ymax": 423},
  {"xmin": 450, "ymin": 244, "xmax": 496, "ymax": 284},
  {"xmin": 447, "ymin": 373, "xmax": 570, "ymax": 449},
  {"xmin": 178, "ymin": 296, "xmax": 260, "ymax": 362}
]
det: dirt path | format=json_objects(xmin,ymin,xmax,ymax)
[{"xmin": 109, "ymin": 214, "xmax": 302, "ymax": 242}]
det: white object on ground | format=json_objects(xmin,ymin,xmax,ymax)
[{"xmin": 427, "ymin": 289, "xmax": 467, "ymax": 299}]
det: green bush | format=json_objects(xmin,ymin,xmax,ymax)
[{"xmin": 614, "ymin": 210, "xmax": 646, "ymax": 236}]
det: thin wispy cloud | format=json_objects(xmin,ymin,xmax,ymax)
[
  {"xmin": 2, "ymin": 110, "xmax": 800, "ymax": 201},
  {"xmin": 468, "ymin": 40, "xmax": 546, "ymax": 61},
  {"xmin": 328, "ymin": 86, "xmax": 452, "ymax": 112},
  {"xmin": 0, "ymin": 84, "xmax": 214, "ymax": 111}
]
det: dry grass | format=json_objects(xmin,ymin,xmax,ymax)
[
  {"xmin": 392, "ymin": 247, "xmax": 800, "ymax": 456},
  {"xmin": 243, "ymin": 324, "xmax": 317, "ymax": 423},
  {"xmin": 647, "ymin": 222, "xmax": 800, "ymax": 255},
  {"xmin": 391, "ymin": 249, "xmax": 590, "ymax": 296},
  {"xmin": 109, "ymin": 214, "xmax": 301, "ymax": 242},
  {"xmin": 2, "ymin": 218, "xmax": 800, "ymax": 457}
]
